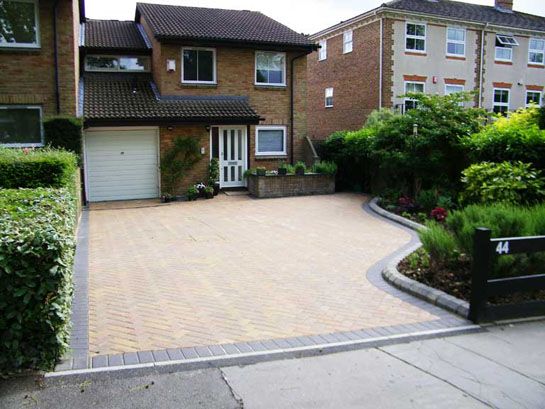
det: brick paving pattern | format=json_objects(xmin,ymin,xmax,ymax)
[{"xmin": 88, "ymin": 193, "xmax": 438, "ymax": 356}]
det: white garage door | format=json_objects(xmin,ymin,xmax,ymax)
[{"xmin": 84, "ymin": 128, "xmax": 159, "ymax": 202}]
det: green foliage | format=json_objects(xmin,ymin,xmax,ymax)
[
  {"xmin": 406, "ymin": 248, "xmax": 430, "ymax": 270},
  {"xmin": 208, "ymin": 158, "xmax": 220, "ymax": 185},
  {"xmin": 419, "ymin": 222, "xmax": 458, "ymax": 265},
  {"xmin": 312, "ymin": 161, "xmax": 338, "ymax": 176},
  {"xmin": 0, "ymin": 148, "xmax": 78, "ymax": 190},
  {"xmin": 294, "ymin": 161, "xmax": 307, "ymax": 175},
  {"xmin": 460, "ymin": 161, "xmax": 545, "ymax": 205},
  {"xmin": 539, "ymin": 106, "xmax": 545, "ymax": 130},
  {"xmin": 416, "ymin": 189, "xmax": 438, "ymax": 212},
  {"xmin": 161, "ymin": 137, "xmax": 202, "ymax": 195},
  {"xmin": 0, "ymin": 188, "xmax": 77, "ymax": 374},
  {"xmin": 462, "ymin": 107, "xmax": 545, "ymax": 170},
  {"xmin": 43, "ymin": 117, "xmax": 83, "ymax": 156},
  {"xmin": 256, "ymin": 167, "xmax": 267, "ymax": 176},
  {"xmin": 186, "ymin": 186, "xmax": 198, "ymax": 201}
]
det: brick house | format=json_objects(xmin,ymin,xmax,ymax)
[
  {"xmin": 307, "ymin": 0, "xmax": 545, "ymax": 140},
  {"xmin": 0, "ymin": 0, "xmax": 83, "ymax": 146},
  {"xmin": 79, "ymin": 3, "xmax": 316, "ymax": 202}
]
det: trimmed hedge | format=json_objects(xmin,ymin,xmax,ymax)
[
  {"xmin": 0, "ymin": 148, "xmax": 78, "ymax": 191},
  {"xmin": 44, "ymin": 116, "xmax": 83, "ymax": 155},
  {"xmin": 0, "ymin": 188, "xmax": 77, "ymax": 373}
]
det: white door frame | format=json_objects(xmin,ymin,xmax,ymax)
[{"xmin": 217, "ymin": 126, "xmax": 247, "ymax": 188}]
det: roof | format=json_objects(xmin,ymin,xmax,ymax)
[
  {"xmin": 84, "ymin": 20, "xmax": 150, "ymax": 52},
  {"xmin": 83, "ymin": 73, "xmax": 261, "ymax": 125},
  {"xmin": 385, "ymin": 0, "xmax": 545, "ymax": 32},
  {"xmin": 135, "ymin": 2, "xmax": 316, "ymax": 50}
]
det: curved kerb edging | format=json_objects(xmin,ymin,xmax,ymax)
[{"xmin": 368, "ymin": 197, "xmax": 470, "ymax": 319}]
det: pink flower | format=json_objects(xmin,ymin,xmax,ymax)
[{"xmin": 431, "ymin": 207, "xmax": 448, "ymax": 222}]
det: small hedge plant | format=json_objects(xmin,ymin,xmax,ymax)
[
  {"xmin": 44, "ymin": 117, "xmax": 83, "ymax": 155},
  {"xmin": 312, "ymin": 161, "xmax": 338, "ymax": 176},
  {"xmin": 0, "ymin": 188, "xmax": 77, "ymax": 373}
]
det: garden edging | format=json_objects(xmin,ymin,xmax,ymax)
[{"xmin": 368, "ymin": 197, "xmax": 470, "ymax": 319}]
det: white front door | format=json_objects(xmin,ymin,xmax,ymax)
[{"xmin": 219, "ymin": 126, "xmax": 247, "ymax": 188}]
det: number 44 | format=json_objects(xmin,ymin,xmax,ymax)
[{"xmin": 496, "ymin": 241, "xmax": 510, "ymax": 255}]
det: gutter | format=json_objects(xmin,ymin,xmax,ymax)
[
  {"xmin": 478, "ymin": 23, "xmax": 489, "ymax": 108},
  {"xmin": 53, "ymin": 0, "xmax": 61, "ymax": 114},
  {"xmin": 290, "ymin": 52, "xmax": 308, "ymax": 165}
]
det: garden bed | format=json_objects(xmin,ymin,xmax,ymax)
[{"xmin": 247, "ymin": 173, "xmax": 335, "ymax": 198}]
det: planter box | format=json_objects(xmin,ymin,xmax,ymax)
[{"xmin": 247, "ymin": 174, "xmax": 335, "ymax": 198}]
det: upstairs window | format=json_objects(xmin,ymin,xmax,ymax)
[
  {"xmin": 446, "ymin": 27, "xmax": 465, "ymax": 56},
  {"xmin": 85, "ymin": 56, "xmax": 151, "ymax": 72},
  {"xmin": 255, "ymin": 51, "xmax": 286, "ymax": 86},
  {"xmin": 404, "ymin": 81, "xmax": 424, "ymax": 111},
  {"xmin": 182, "ymin": 48, "xmax": 216, "ymax": 84},
  {"xmin": 526, "ymin": 91, "xmax": 542, "ymax": 107},
  {"xmin": 529, "ymin": 38, "xmax": 545, "ymax": 65},
  {"xmin": 406, "ymin": 23, "xmax": 426, "ymax": 52},
  {"xmin": 495, "ymin": 34, "xmax": 518, "ymax": 62},
  {"xmin": 319, "ymin": 39, "xmax": 327, "ymax": 61},
  {"xmin": 0, "ymin": 106, "xmax": 42, "ymax": 147},
  {"xmin": 0, "ymin": 0, "xmax": 40, "ymax": 48},
  {"xmin": 343, "ymin": 30, "xmax": 353, "ymax": 54},
  {"xmin": 493, "ymin": 88, "xmax": 510, "ymax": 114},
  {"xmin": 325, "ymin": 87, "xmax": 333, "ymax": 107}
]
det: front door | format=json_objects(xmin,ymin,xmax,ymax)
[{"xmin": 219, "ymin": 126, "xmax": 247, "ymax": 188}]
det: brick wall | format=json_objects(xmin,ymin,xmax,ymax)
[
  {"xmin": 307, "ymin": 20, "xmax": 382, "ymax": 141},
  {"xmin": 247, "ymin": 174, "xmax": 335, "ymax": 198},
  {"xmin": 0, "ymin": 0, "xmax": 78, "ymax": 116}
]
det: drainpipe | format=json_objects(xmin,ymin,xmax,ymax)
[
  {"xmin": 478, "ymin": 23, "xmax": 488, "ymax": 108},
  {"xmin": 379, "ymin": 16, "xmax": 383, "ymax": 108},
  {"xmin": 290, "ymin": 52, "xmax": 308, "ymax": 165},
  {"xmin": 53, "ymin": 0, "xmax": 61, "ymax": 114}
]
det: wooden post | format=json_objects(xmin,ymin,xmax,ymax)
[{"xmin": 469, "ymin": 228, "xmax": 492, "ymax": 323}]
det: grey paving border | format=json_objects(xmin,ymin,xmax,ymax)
[
  {"xmin": 367, "ymin": 197, "xmax": 470, "ymax": 319},
  {"xmin": 53, "ymin": 199, "xmax": 476, "ymax": 375}
]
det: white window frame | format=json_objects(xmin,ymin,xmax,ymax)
[
  {"xmin": 319, "ymin": 39, "xmax": 327, "ymax": 61},
  {"xmin": 255, "ymin": 125, "xmax": 287, "ymax": 156},
  {"xmin": 495, "ymin": 34, "xmax": 518, "ymax": 62},
  {"xmin": 181, "ymin": 47, "xmax": 217, "ymax": 85},
  {"xmin": 404, "ymin": 81, "xmax": 425, "ymax": 111},
  {"xmin": 405, "ymin": 22, "xmax": 426, "ymax": 53},
  {"xmin": 255, "ymin": 51, "xmax": 287, "ymax": 87},
  {"xmin": 0, "ymin": 105, "xmax": 43, "ymax": 147},
  {"xmin": 526, "ymin": 90, "xmax": 542, "ymax": 107},
  {"xmin": 84, "ymin": 55, "xmax": 151, "ymax": 72},
  {"xmin": 493, "ymin": 88, "xmax": 510, "ymax": 113},
  {"xmin": 0, "ymin": 0, "xmax": 40, "ymax": 49},
  {"xmin": 343, "ymin": 30, "xmax": 353, "ymax": 54},
  {"xmin": 528, "ymin": 38, "xmax": 545, "ymax": 65},
  {"xmin": 445, "ymin": 84, "xmax": 464, "ymax": 94},
  {"xmin": 446, "ymin": 27, "xmax": 466, "ymax": 57},
  {"xmin": 325, "ymin": 87, "xmax": 334, "ymax": 108}
]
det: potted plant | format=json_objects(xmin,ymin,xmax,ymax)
[
  {"xmin": 256, "ymin": 167, "xmax": 267, "ymax": 176},
  {"xmin": 278, "ymin": 162, "xmax": 288, "ymax": 176},
  {"xmin": 208, "ymin": 158, "xmax": 220, "ymax": 196},
  {"xmin": 195, "ymin": 182, "xmax": 206, "ymax": 197},
  {"xmin": 187, "ymin": 186, "xmax": 199, "ymax": 201},
  {"xmin": 294, "ymin": 161, "xmax": 306, "ymax": 176},
  {"xmin": 161, "ymin": 193, "xmax": 175, "ymax": 203},
  {"xmin": 204, "ymin": 186, "xmax": 214, "ymax": 199}
]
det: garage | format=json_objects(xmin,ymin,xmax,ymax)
[{"xmin": 84, "ymin": 128, "xmax": 160, "ymax": 202}]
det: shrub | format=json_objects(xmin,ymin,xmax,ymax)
[
  {"xmin": 416, "ymin": 188, "xmax": 437, "ymax": 212},
  {"xmin": 186, "ymin": 186, "xmax": 198, "ymax": 201},
  {"xmin": 460, "ymin": 161, "xmax": 545, "ymax": 205},
  {"xmin": 208, "ymin": 158, "xmax": 220, "ymax": 185},
  {"xmin": 0, "ymin": 148, "xmax": 78, "ymax": 191},
  {"xmin": 44, "ymin": 117, "xmax": 83, "ymax": 156},
  {"xmin": 161, "ymin": 137, "xmax": 202, "ymax": 195},
  {"xmin": 294, "ymin": 161, "xmax": 306, "ymax": 175},
  {"xmin": 419, "ymin": 222, "xmax": 458, "ymax": 267},
  {"xmin": 312, "ymin": 161, "xmax": 337, "ymax": 175},
  {"xmin": 0, "ymin": 188, "xmax": 77, "ymax": 374}
]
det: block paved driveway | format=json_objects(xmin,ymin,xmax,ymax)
[{"xmin": 87, "ymin": 193, "xmax": 439, "ymax": 356}]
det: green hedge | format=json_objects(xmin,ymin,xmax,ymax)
[
  {"xmin": 0, "ymin": 188, "xmax": 77, "ymax": 373},
  {"xmin": 0, "ymin": 148, "xmax": 78, "ymax": 191},
  {"xmin": 44, "ymin": 116, "xmax": 83, "ymax": 155}
]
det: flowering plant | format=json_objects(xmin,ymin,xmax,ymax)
[{"xmin": 430, "ymin": 207, "xmax": 448, "ymax": 222}]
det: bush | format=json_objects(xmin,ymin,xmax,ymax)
[
  {"xmin": 462, "ymin": 107, "xmax": 545, "ymax": 171},
  {"xmin": 312, "ymin": 161, "xmax": 337, "ymax": 175},
  {"xmin": 0, "ymin": 148, "xmax": 78, "ymax": 191},
  {"xmin": 419, "ymin": 222, "xmax": 458, "ymax": 266},
  {"xmin": 44, "ymin": 117, "xmax": 83, "ymax": 156},
  {"xmin": 160, "ymin": 137, "xmax": 202, "ymax": 195},
  {"xmin": 0, "ymin": 188, "xmax": 77, "ymax": 373},
  {"xmin": 294, "ymin": 161, "xmax": 306, "ymax": 175},
  {"xmin": 460, "ymin": 161, "xmax": 545, "ymax": 205}
]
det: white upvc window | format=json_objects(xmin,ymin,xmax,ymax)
[
  {"xmin": 85, "ymin": 55, "xmax": 151, "ymax": 72},
  {"xmin": 343, "ymin": 30, "xmax": 353, "ymax": 54},
  {"xmin": 493, "ymin": 88, "xmax": 510, "ymax": 114},
  {"xmin": 255, "ymin": 51, "xmax": 286, "ymax": 86},
  {"xmin": 325, "ymin": 87, "xmax": 334, "ymax": 108},
  {"xmin": 255, "ymin": 125, "xmax": 287, "ymax": 156},
  {"xmin": 182, "ymin": 47, "xmax": 216, "ymax": 84},
  {"xmin": 445, "ymin": 84, "xmax": 465, "ymax": 106},
  {"xmin": 495, "ymin": 34, "xmax": 518, "ymax": 62},
  {"xmin": 319, "ymin": 39, "xmax": 327, "ymax": 61},
  {"xmin": 0, "ymin": 105, "xmax": 43, "ymax": 147},
  {"xmin": 404, "ymin": 81, "xmax": 425, "ymax": 111},
  {"xmin": 529, "ymin": 38, "xmax": 545, "ymax": 65},
  {"xmin": 0, "ymin": 0, "xmax": 40, "ymax": 48},
  {"xmin": 446, "ymin": 27, "xmax": 466, "ymax": 56},
  {"xmin": 526, "ymin": 91, "xmax": 542, "ymax": 107},
  {"xmin": 405, "ymin": 22, "xmax": 426, "ymax": 52}
]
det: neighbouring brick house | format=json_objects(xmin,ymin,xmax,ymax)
[
  {"xmin": 307, "ymin": 0, "xmax": 545, "ymax": 140},
  {"xmin": 80, "ymin": 3, "xmax": 316, "ymax": 202},
  {"xmin": 0, "ymin": 0, "xmax": 83, "ymax": 146}
]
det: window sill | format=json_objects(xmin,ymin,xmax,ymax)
[
  {"xmin": 495, "ymin": 60, "xmax": 513, "ymax": 65},
  {"xmin": 180, "ymin": 83, "xmax": 217, "ymax": 88},
  {"xmin": 254, "ymin": 154, "xmax": 288, "ymax": 160},
  {"xmin": 528, "ymin": 64, "xmax": 545, "ymax": 69},
  {"xmin": 254, "ymin": 85, "xmax": 287, "ymax": 90},
  {"xmin": 0, "ymin": 46, "xmax": 41, "ymax": 54},
  {"xmin": 405, "ymin": 51, "xmax": 427, "ymax": 57},
  {"xmin": 446, "ymin": 55, "xmax": 466, "ymax": 61}
]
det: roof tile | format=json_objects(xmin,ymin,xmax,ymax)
[{"xmin": 84, "ymin": 20, "xmax": 149, "ymax": 51}]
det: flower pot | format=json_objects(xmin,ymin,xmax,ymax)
[
  {"xmin": 161, "ymin": 195, "xmax": 175, "ymax": 203},
  {"xmin": 213, "ymin": 182, "xmax": 220, "ymax": 196},
  {"xmin": 278, "ymin": 168, "xmax": 287, "ymax": 176}
]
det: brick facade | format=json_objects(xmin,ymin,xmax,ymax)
[{"xmin": 0, "ymin": 0, "xmax": 79, "ymax": 116}]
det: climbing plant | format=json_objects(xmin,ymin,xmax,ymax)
[{"xmin": 160, "ymin": 137, "xmax": 201, "ymax": 195}]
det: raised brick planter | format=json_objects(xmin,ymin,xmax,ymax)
[{"xmin": 247, "ymin": 174, "xmax": 335, "ymax": 198}]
